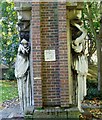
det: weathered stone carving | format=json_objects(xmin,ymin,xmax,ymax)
[
  {"xmin": 17, "ymin": 21, "xmax": 30, "ymax": 32},
  {"xmin": 15, "ymin": 39, "xmax": 33, "ymax": 111},
  {"xmin": 14, "ymin": 2, "xmax": 33, "ymax": 112},
  {"xmin": 71, "ymin": 18, "xmax": 88, "ymax": 112},
  {"xmin": 14, "ymin": 2, "xmax": 31, "ymax": 41}
]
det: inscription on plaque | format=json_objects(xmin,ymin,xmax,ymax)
[{"xmin": 44, "ymin": 50, "xmax": 56, "ymax": 61}]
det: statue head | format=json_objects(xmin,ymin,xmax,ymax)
[
  {"xmin": 72, "ymin": 41, "xmax": 83, "ymax": 53},
  {"xmin": 21, "ymin": 39, "xmax": 28, "ymax": 48}
]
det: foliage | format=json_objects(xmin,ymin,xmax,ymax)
[
  {"xmin": 0, "ymin": 80, "xmax": 18, "ymax": 103},
  {"xmin": 0, "ymin": 1, "xmax": 18, "ymax": 67},
  {"xmin": 82, "ymin": 2, "xmax": 100, "ymax": 63},
  {"xmin": 0, "ymin": 1, "xmax": 19, "ymax": 80},
  {"xmin": 3, "ymin": 68, "xmax": 16, "ymax": 80},
  {"xmin": 84, "ymin": 79, "xmax": 102, "ymax": 100}
]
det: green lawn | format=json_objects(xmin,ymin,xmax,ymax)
[{"xmin": 0, "ymin": 80, "xmax": 18, "ymax": 104}]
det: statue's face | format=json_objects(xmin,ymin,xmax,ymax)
[
  {"xmin": 21, "ymin": 43, "xmax": 28, "ymax": 48},
  {"xmin": 72, "ymin": 42, "xmax": 83, "ymax": 53}
]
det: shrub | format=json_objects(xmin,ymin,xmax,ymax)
[{"xmin": 84, "ymin": 79, "xmax": 102, "ymax": 100}]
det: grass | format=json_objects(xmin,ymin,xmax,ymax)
[{"xmin": 0, "ymin": 80, "xmax": 18, "ymax": 104}]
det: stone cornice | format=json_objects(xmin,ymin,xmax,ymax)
[
  {"xmin": 14, "ymin": 2, "xmax": 31, "ymax": 11},
  {"xmin": 66, "ymin": 2, "xmax": 83, "ymax": 10}
]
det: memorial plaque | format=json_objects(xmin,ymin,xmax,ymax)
[{"xmin": 44, "ymin": 50, "xmax": 56, "ymax": 61}]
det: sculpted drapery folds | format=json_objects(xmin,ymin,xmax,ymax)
[
  {"xmin": 15, "ymin": 38, "xmax": 33, "ymax": 112},
  {"xmin": 71, "ymin": 19, "xmax": 88, "ymax": 112},
  {"xmin": 14, "ymin": 2, "xmax": 33, "ymax": 112}
]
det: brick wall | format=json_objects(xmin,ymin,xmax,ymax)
[
  {"xmin": 40, "ymin": 2, "xmax": 60, "ymax": 107},
  {"xmin": 58, "ymin": 2, "xmax": 69, "ymax": 107},
  {"xmin": 32, "ymin": 2, "xmax": 43, "ymax": 108},
  {"xmin": 32, "ymin": 2, "xmax": 69, "ymax": 108}
]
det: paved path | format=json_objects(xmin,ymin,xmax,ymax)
[{"xmin": 0, "ymin": 103, "xmax": 24, "ymax": 120}]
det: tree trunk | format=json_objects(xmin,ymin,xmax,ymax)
[
  {"xmin": 98, "ymin": 2, "xmax": 102, "ymax": 91},
  {"xmin": 85, "ymin": 3, "xmax": 99, "ymax": 65},
  {"xmin": 86, "ymin": 2, "xmax": 102, "ymax": 91}
]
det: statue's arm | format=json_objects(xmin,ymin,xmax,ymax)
[
  {"xmin": 18, "ymin": 44, "xmax": 30, "ymax": 55},
  {"xmin": 74, "ymin": 23, "xmax": 86, "ymax": 32},
  {"xmin": 73, "ymin": 23, "xmax": 87, "ymax": 45},
  {"xmin": 74, "ymin": 31, "xmax": 87, "ymax": 45}
]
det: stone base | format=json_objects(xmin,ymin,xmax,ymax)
[
  {"xmin": 24, "ymin": 106, "xmax": 34, "ymax": 115},
  {"xmin": 25, "ymin": 107, "xmax": 80, "ymax": 119}
]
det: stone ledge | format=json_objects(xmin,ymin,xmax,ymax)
[
  {"xmin": 14, "ymin": 7, "xmax": 31, "ymax": 11},
  {"xmin": 66, "ymin": 2, "xmax": 83, "ymax": 10},
  {"xmin": 14, "ymin": 2, "xmax": 31, "ymax": 11},
  {"xmin": 24, "ymin": 107, "xmax": 80, "ymax": 119},
  {"xmin": 24, "ymin": 106, "xmax": 34, "ymax": 115}
]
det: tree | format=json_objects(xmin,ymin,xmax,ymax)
[
  {"xmin": 0, "ymin": 1, "xmax": 19, "ymax": 79},
  {"xmin": 82, "ymin": 2, "xmax": 100, "ymax": 64},
  {"xmin": 82, "ymin": 2, "xmax": 102, "ymax": 92},
  {"xmin": 98, "ymin": 1, "xmax": 102, "ymax": 92}
]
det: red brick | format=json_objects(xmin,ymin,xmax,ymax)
[{"xmin": 31, "ymin": 2, "xmax": 69, "ymax": 108}]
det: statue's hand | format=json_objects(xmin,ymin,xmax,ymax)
[
  {"xmin": 25, "ymin": 46, "xmax": 30, "ymax": 54},
  {"xmin": 18, "ymin": 44, "xmax": 29, "ymax": 55}
]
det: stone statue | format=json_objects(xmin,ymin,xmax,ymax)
[
  {"xmin": 15, "ymin": 38, "xmax": 33, "ymax": 112},
  {"xmin": 71, "ymin": 20, "xmax": 88, "ymax": 112}
]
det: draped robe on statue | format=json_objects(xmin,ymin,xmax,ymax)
[
  {"xmin": 72, "ymin": 54, "xmax": 88, "ymax": 110},
  {"xmin": 15, "ymin": 39, "xmax": 33, "ymax": 112},
  {"xmin": 71, "ymin": 22, "xmax": 88, "ymax": 111}
]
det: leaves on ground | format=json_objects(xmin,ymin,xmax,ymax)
[{"xmin": 81, "ymin": 99, "xmax": 102, "ymax": 119}]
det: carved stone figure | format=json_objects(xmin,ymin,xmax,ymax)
[
  {"xmin": 15, "ymin": 39, "xmax": 33, "ymax": 112},
  {"xmin": 71, "ymin": 20, "xmax": 88, "ymax": 112}
]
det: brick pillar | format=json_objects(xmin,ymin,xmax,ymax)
[
  {"xmin": 58, "ymin": 2, "xmax": 69, "ymax": 107},
  {"xmin": 40, "ymin": 2, "xmax": 60, "ymax": 106},
  {"xmin": 32, "ymin": 2, "xmax": 42, "ymax": 108},
  {"xmin": 32, "ymin": 2, "xmax": 69, "ymax": 108}
]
